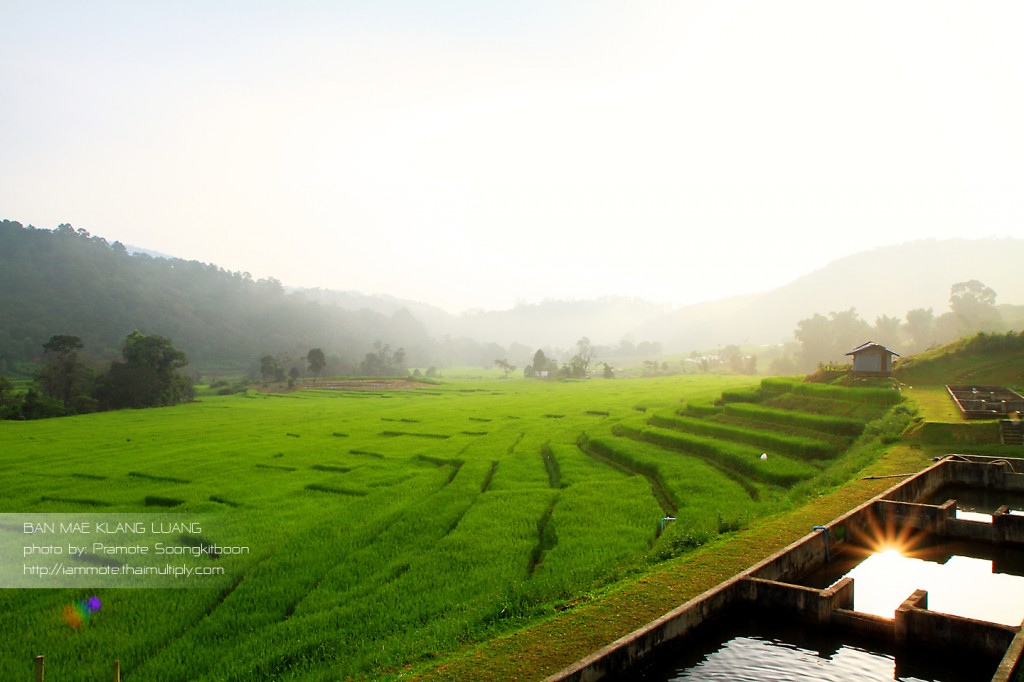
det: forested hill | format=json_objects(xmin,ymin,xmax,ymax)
[
  {"xmin": 0, "ymin": 221, "xmax": 439, "ymax": 374},
  {"xmin": 7, "ymin": 220, "xmax": 1022, "ymax": 377}
]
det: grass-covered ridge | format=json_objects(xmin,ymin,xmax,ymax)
[
  {"xmin": 0, "ymin": 374, "xmax": 907, "ymax": 680},
  {"xmin": 896, "ymin": 331, "xmax": 1024, "ymax": 387}
]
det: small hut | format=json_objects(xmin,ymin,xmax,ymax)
[{"xmin": 845, "ymin": 341, "xmax": 899, "ymax": 377}]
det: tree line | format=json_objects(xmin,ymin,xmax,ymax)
[
  {"xmin": 778, "ymin": 280, "xmax": 1014, "ymax": 373},
  {"xmin": 0, "ymin": 332, "xmax": 192, "ymax": 420},
  {"xmin": 255, "ymin": 341, "xmax": 409, "ymax": 386},
  {"xmin": 502, "ymin": 338, "xmax": 611, "ymax": 379}
]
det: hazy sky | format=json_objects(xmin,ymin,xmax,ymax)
[{"xmin": 3, "ymin": 2, "xmax": 1022, "ymax": 313}]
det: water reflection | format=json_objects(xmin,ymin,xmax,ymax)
[
  {"xmin": 925, "ymin": 484, "xmax": 1024, "ymax": 521},
  {"xmin": 665, "ymin": 635, "xmax": 904, "ymax": 681},
  {"xmin": 841, "ymin": 543, "xmax": 1024, "ymax": 625},
  {"xmin": 636, "ymin": 611, "xmax": 994, "ymax": 682},
  {"xmin": 953, "ymin": 509, "xmax": 992, "ymax": 522}
]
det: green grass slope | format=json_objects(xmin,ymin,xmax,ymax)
[
  {"xmin": 896, "ymin": 331, "xmax": 1024, "ymax": 387},
  {"xmin": 0, "ymin": 374, "xmax": 911, "ymax": 681}
]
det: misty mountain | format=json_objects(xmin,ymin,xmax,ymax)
[
  {"xmin": 308, "ymin": 237, "xmax": 1024, "ymax": 354},
  {"xmin": 295, "ymin": 290, "xmax": 670, "ymax": 351},
  {"xmin": 442, "ymin": 297, "xmax": 671, "ymax": 350},
  {"xmin": 632, "ymin": 238, "xmax": 1024, "ymax": 351},
  {"xmin": 3, "ymin": 219, "xmax": 1021, "ymax": 377},
  {"xmin": 294, "ymin": 288, "xmax": 457, "ymax": 339},
  {"xmin": 0, "ymin": 221, "xmax": 437, "ymax": 374}
]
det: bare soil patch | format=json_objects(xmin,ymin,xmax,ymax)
[{"xmin": 301, "ymin": 378, "xmax": 435, "ymax": 391}]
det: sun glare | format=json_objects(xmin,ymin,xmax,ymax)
[{"xmin": 877, "ymin": 546, "xmax": 905, "ymax": 560}]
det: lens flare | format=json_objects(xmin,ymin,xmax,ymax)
[
  {"xmin": 62, "ymin": 595, "xmax": 102, "ymax": 629},
  {"xmin": 854, "ymin": 504, "xmax": 930, "ymax": 561}
]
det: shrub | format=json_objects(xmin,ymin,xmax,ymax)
[
  {"xmin": 965, "ymin": 330, "xmax": 1024, "ymax": 353},
  {"xmin": 861, "ymin": 403, "xmax": 917, "ymax": 444}
]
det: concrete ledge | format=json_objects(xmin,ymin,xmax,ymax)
[
  {"xmin": 831, "ymin": 608, "xmax": 892, "ymax": 639},
  {"xmin": 541, "ymin": 576, "xmax": 742, "ymax": 682},
  {"xmin": 994, "ymin": 506, "xmax": 1024, "ymax": 544},
  {"xmin": 897, "ymin": 589, "xmax": 1018, "ymax": 659},
  {"xmin": 740, "ymin": 576, "xmax": 853, "ymax": 624},
  {"xmin": 994, "ymin": 628, "xmax": 1024, "ymax": 682}
]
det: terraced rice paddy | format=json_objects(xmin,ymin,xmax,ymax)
[{"xmin": 0, "ymin": 375, "xmax": 900, "ymax": 680}]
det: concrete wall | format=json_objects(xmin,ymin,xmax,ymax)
[
  {"xmin": 544, "ymin": 578, "xmax": 742, "ymax": 682},
  {"xmin": 544, "ymin": 456, "xmax": 1024, "ymax": 682},
  {"xmin": 740, "ymin": 576, "xmax": 853, "ymax": 624},
  {"xmin": 994, "ymin": 629, "xmax": 1024, "ymax": 682},
  {"xmin": 853, "ymin": 462, "xmax": 1024, "ymax": 545},
  {"xmin": 869, "ymin": 499, "xmax": 955, "ymax": 534},
  {"xmin": 896, "ymin": 589, "xmax": 1018, "ymax": 660},
  {"xmin": 943, "ymin": 457, "xmax": 1024, "ymax": 492},
  {"xmin": 880, "ymin": 463, "xmax": 952, "ymax": 503},
  {"xmin": 994, "ymin": 507, "xmax": 1024, "ymax": 545}
]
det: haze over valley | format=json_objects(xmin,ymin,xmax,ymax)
[
  {"xmin": 4, "ymin": 2, "xmax": 1023, "ymax": 320},
  {"xmin": 2, "ymin": 220, "xmax": 1021, "ymax": 376}
]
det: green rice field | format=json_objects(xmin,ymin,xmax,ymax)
[{"xmin": 0, "ymin": 374, "xmax": 900, "ymax": 680}]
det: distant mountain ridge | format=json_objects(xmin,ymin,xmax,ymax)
[
  {"xmin": 631, "ymin": 238, "xmax": 1024, "ymax": 351},
  {"xmin": 2, "ymin": 218, "xmax": 1021, "ymax": 373},
  {"xmin": 0, "ymin": 221, "xmax": 436, "ymax": 374},
  {"xmin": 335, "ymin": 237, "xmax": 1023, "ymax": 351},
  {"xmin": 103, "ymin": 236, "xmax": 1024, "ymax": 353},
  {"xmin": 326, "ymin": 237, "xmax": 1024, "ymax": 352}
]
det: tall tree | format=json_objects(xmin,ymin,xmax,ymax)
[
  {"xmin": 260, "ymin": 355, "xmax": 285, "ymax": 383},
  {"xmin": 794, "ymin": 314, "xmax": 832, "ymax": 371},
  {"xmin": 359, "ymin": 340, "xmax": 406, "ymax": 376},
  {"xmin": 0, "ymin": 374, "xmax": 15, "ymax": 418},
  {"xmin": 873, "ymin": 315, "xmax": 903, "ymax": 348},
  {"xmin": 949, "ymin": 280, "xmax": 1001, "ymax": 334},
  {"xmin": 722, "ymin": 345, "xmax": 744, "ymax": 374},
  {"xmin": 904, "ymin": 308, "xmax": 935, "ymax": 353},
  {"xmin": 566, "ymin": 337, "xmax": 595, "ymax": 378},
  {"xmin": 306, "ymin": 348, "xmax": 326, "ymax": 377},
  {"xmin": 794, "ymin": 309, "xmax": 871, "ymax": 371},
  {"xmin": 36, "ymin": 334, "xmax": 92, "ymax": 412},
  {"xmin": 532, "ymin": 349, "xmax": 548, "ymax": 372},
  {"xmin": 96, "ymin": 332, "xmax": 191, "ymax": 409},
  {"xmin": 494, "ymin": 358, "xmax": 516, "ymax": 378}
]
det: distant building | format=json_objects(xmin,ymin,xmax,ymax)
[{"xmin": 845, "ymin": 341, "xmax": 900, "ymax": 377}]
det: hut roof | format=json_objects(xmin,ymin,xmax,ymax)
[{"xmin": 845, "ymin": 341, "xmax": 900, "ymax": 357}]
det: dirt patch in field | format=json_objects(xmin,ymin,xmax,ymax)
[{"xmin": 300, "ymin": 378, "xmax": 435, "ymax": 392}]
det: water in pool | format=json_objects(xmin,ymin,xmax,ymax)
[
  {"xmin": 800, "ymin": 538, "xmax": 1024, "ymax": 625},
  {"xmin": 923, "ymin": 484, "xmax": 1024, "ymax": 521},
  {"xmin": 633, "ymin": 610, "xmax": 996, "ymax": 681}
]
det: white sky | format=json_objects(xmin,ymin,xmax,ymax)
[{"xmin": 2, "ymin": 1, "xmax": 1023, "ymax": 314}]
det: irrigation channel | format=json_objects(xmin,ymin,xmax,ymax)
[
  {"xmin": 634, "ymin": 609, "xmax": 994, "ymax": 681},
  {"xmin": 546, "ymin": 455, "xmax": 1024, "ymax": 682},
  {"xmin": 638, "ymin": 538, "xmax": 1024, "ymax": 680}
]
